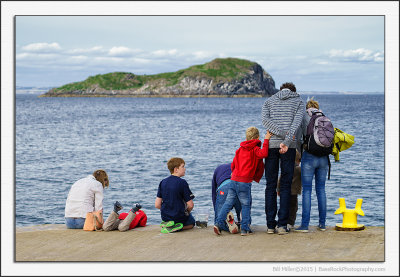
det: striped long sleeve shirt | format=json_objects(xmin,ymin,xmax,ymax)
[{"xmin": 261, "ymin": 88, "xmax": 305, "ymax": 149}]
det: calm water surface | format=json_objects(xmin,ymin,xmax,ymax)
[{"xmin": 15, "ymin": 94, "xmax": 384, "ymax": 227}]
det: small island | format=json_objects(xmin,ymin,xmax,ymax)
[{"xmin": 41, "ymin": 58, "xmax": 278, "ymax": 97}]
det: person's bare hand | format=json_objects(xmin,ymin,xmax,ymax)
[
  {"xmin": 279, "ymin": 143, "xmax": 288, "ymax": 154},
  {"xmin": 265, "ymin": 131, "xmax": 274, "ymax": 140}
]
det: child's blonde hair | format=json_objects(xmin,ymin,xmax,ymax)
[
  {"xmin": 246, "ymin": 127, "xmax": 260, "ymax": 140},
  {"xmin": 167, "ymin": 157, "xmax": 185, "ymax": 174},
  {"xmin": 306, "ymin": 99, "xmax": 319, "ymax": 109}
]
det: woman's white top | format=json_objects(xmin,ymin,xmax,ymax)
[{"xmin": 65, "ymin": 175, "xmax": 104, "ymax": 218}]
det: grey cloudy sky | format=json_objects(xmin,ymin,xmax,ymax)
[{"xmin": 15, "ymin": 15, "xmax": 385, "ymax": 92}]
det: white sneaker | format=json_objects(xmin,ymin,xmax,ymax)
[
  {"xmin": 225, "ymin": 212, "xmax": 239, "ymax": 234},
  {"xmin": 277, "ymin": 226, "xmax": 288, "ymax": 235},
  {"xmin": 287, "ymin": 224, "xmax": 295, "ymax": 231},
  {"xmin": 267, "ymin": 227, "xmax": 276, "ymax": 234}
]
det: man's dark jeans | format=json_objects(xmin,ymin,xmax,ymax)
[{"xmin": 264, "ymin": 148, "xmax": 296, "ymax": 229}]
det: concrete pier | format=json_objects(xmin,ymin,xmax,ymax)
[{"xmin": 15, "ymin": 224, "xmax": 384, "ymax": 262}]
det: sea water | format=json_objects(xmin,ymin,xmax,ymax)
[{"xmin": 15, "ymin": 94, "xmax": 384, "ymax": 227}]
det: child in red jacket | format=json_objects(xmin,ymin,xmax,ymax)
[{"xmin": 214, "ymin": 127, "xmax": 273, "ymax": 236}]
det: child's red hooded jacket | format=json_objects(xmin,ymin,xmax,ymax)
[{"xmin": 231, "ymin": 139, "xmax": 269, "ymax": 183}]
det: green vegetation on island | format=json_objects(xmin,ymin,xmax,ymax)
[{"xmin": 43, "ymin": 58, "xmax": 277, "ymax": 97}]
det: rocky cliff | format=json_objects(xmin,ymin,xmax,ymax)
[{"xmin": 42, "ymin": 58, "xmax": 278, "ymax": 97}]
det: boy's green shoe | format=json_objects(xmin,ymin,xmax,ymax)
[
  {"xmin": 161, "ymin": 223, "xmax": 183, "ymax": 233},
  {"xmin": 160, "ymin": 221, "xmax": 175, "ymax": 228}
]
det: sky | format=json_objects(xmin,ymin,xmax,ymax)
[{"xmin": 16, "ymin": 15, "xmax": 385, "ymax": 93}]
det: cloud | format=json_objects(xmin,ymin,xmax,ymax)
[
  {"xmin": 16, "ymin": 52, "xmax": 60, "ymax": 61},
  {"xmin": 16, "ymin": 42, "xmax": 383, "ymax": 93},
  {"xmin": 150, "ymin": 49, "xmax": 178, "ymax": 57},
  {"xmin": 66, "ymin": 55, "xmax": 89, "ymax": 64},
  {"xmin": 191, "ymin": 51, "xmax": 213, "ymax": 60},
  {"xmin": 16, "ymin": 53, "xmax": 30, "ymax": 60},
  {"xmin": 21, "ymin": 42, "xmax": 61, "ymax": 52},
  {"xmin": 67, "ymin": 46, "xmax": 105, "ymax": 55},
  {"xmin": 328, "ymin": 48, "xmax": 384, "ymax": 63},
  {"xmin": 93, "ymin": 56, "xmax": 125, "ymax": 64},
  {"xmin": 130, "ymin": 57, "xmax": 152, "ymax": 64},
  {"xmin": 108, "ymin": 46, "xmax": 142, "ymax": 57},
  {"xmin": 17, "ymin": 43, "xmax": 259, "ymax": 73}
]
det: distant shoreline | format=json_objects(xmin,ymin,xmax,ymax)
[
  {"xmin": 15, "ymin": 90, "xmax": 384, "ymax": 96},
  {"xmin": 15, "ymin": 91, "xmax": 385, "ymax": 97},
  {"xmin": 38, "ymin": 94, "xmax": 265, "ymax": 98},
  {"xmin": 33, "ymin": 93, "xmax": 385, "ymax": 98}
]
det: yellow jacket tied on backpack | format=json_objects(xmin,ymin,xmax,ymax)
[{"xmin": 332, "ymin": 128, "xmax": 355, "ymax": 162}]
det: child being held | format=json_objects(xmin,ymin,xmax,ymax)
[
  {"xmin": 214, "ymin": 127, "xmax": 273, "ymax": 236},
  {"xmin": 155, "ymin": 157, "xmax": 195, "ymax": 233}
]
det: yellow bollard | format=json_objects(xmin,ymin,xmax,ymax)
[{"xmin": 334, "ymin": 198, "xmax": 365, "ymax": 231}]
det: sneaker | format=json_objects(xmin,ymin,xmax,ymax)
[
  {"xmin": 225, "ymin": 212, "xmax": 239, "ymax": 234},
  {"xmin": 277, "ymin": 226, "xmax": 288, "ymax": 235},
  {"xmin": 240, "ymin": 227, "xmax": 254, "ymax": 236},
  {"xmin": 236, "ymin": 222, "xmax": 241, "ymax": 232},
  {"xmin": 230, "ymin": 227, "xmax": 239, "ymax": 234},
  {"xmin": 161, "ymin": 223, "xmax": 183, "ymax": 233},
  {"xmin": 287, "ymin": 224, "xmax": 295, "ymax": 231},
  {"xmin": 160, "ymin": 221, "xmax": 175, "ymax": 228},
  {"xmin": 318, "ymin": 224, "xmax": 326, "ymax": 231},
  {"xmin": 267, "ymin": 227, "xmax": 276, "ymax": 234},
  {"xmin": 113, "ymin": 201, "xmax": 123, "ymax": 213},
  {"xmin": 132, "ymin": 203, "xmax": 142, "ymax": 213},
  {"xmin": 213, "ymin": 225, "xmax": 221, "ymax": 235},
  {"xmin": 294, "ymin": 226, "xmax": 309, "ymax": 233}
]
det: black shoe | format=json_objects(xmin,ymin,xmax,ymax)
[
  {"xmin": 113, "ymin": 201, "xmax": 123, "ymax": 213},
  {"xmin": 132, "ymin": 203, "xmax": 142, "ymax": 213}
]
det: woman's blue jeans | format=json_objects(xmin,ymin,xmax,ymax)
[
  {"xmin": 300, "ymin": 151, "xmax": 329, "ymax": 228},
  {"xmin": 216, "ymin": 181, "xmax": 251, "ymax": 231},
  {"xmin": 65, "ymin": 217, "xmax": 85, "ymax": 229}
]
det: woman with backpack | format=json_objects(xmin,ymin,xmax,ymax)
[{"xmin": 295, "ymin": 98, "xmax": 334, "ymax": 233}]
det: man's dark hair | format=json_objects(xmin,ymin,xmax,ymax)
[{"xmin": 280, "ymin": 82, "xmax": 296, "ymax": 92}]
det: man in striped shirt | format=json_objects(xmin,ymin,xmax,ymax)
[{"xmin": 261, "ymin": 82, "xmax": 305, "ymax": 235}]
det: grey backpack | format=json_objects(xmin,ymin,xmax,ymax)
[{"xmin": 304, "ymin": 110, "xmax": 334, "ymax": 157}]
